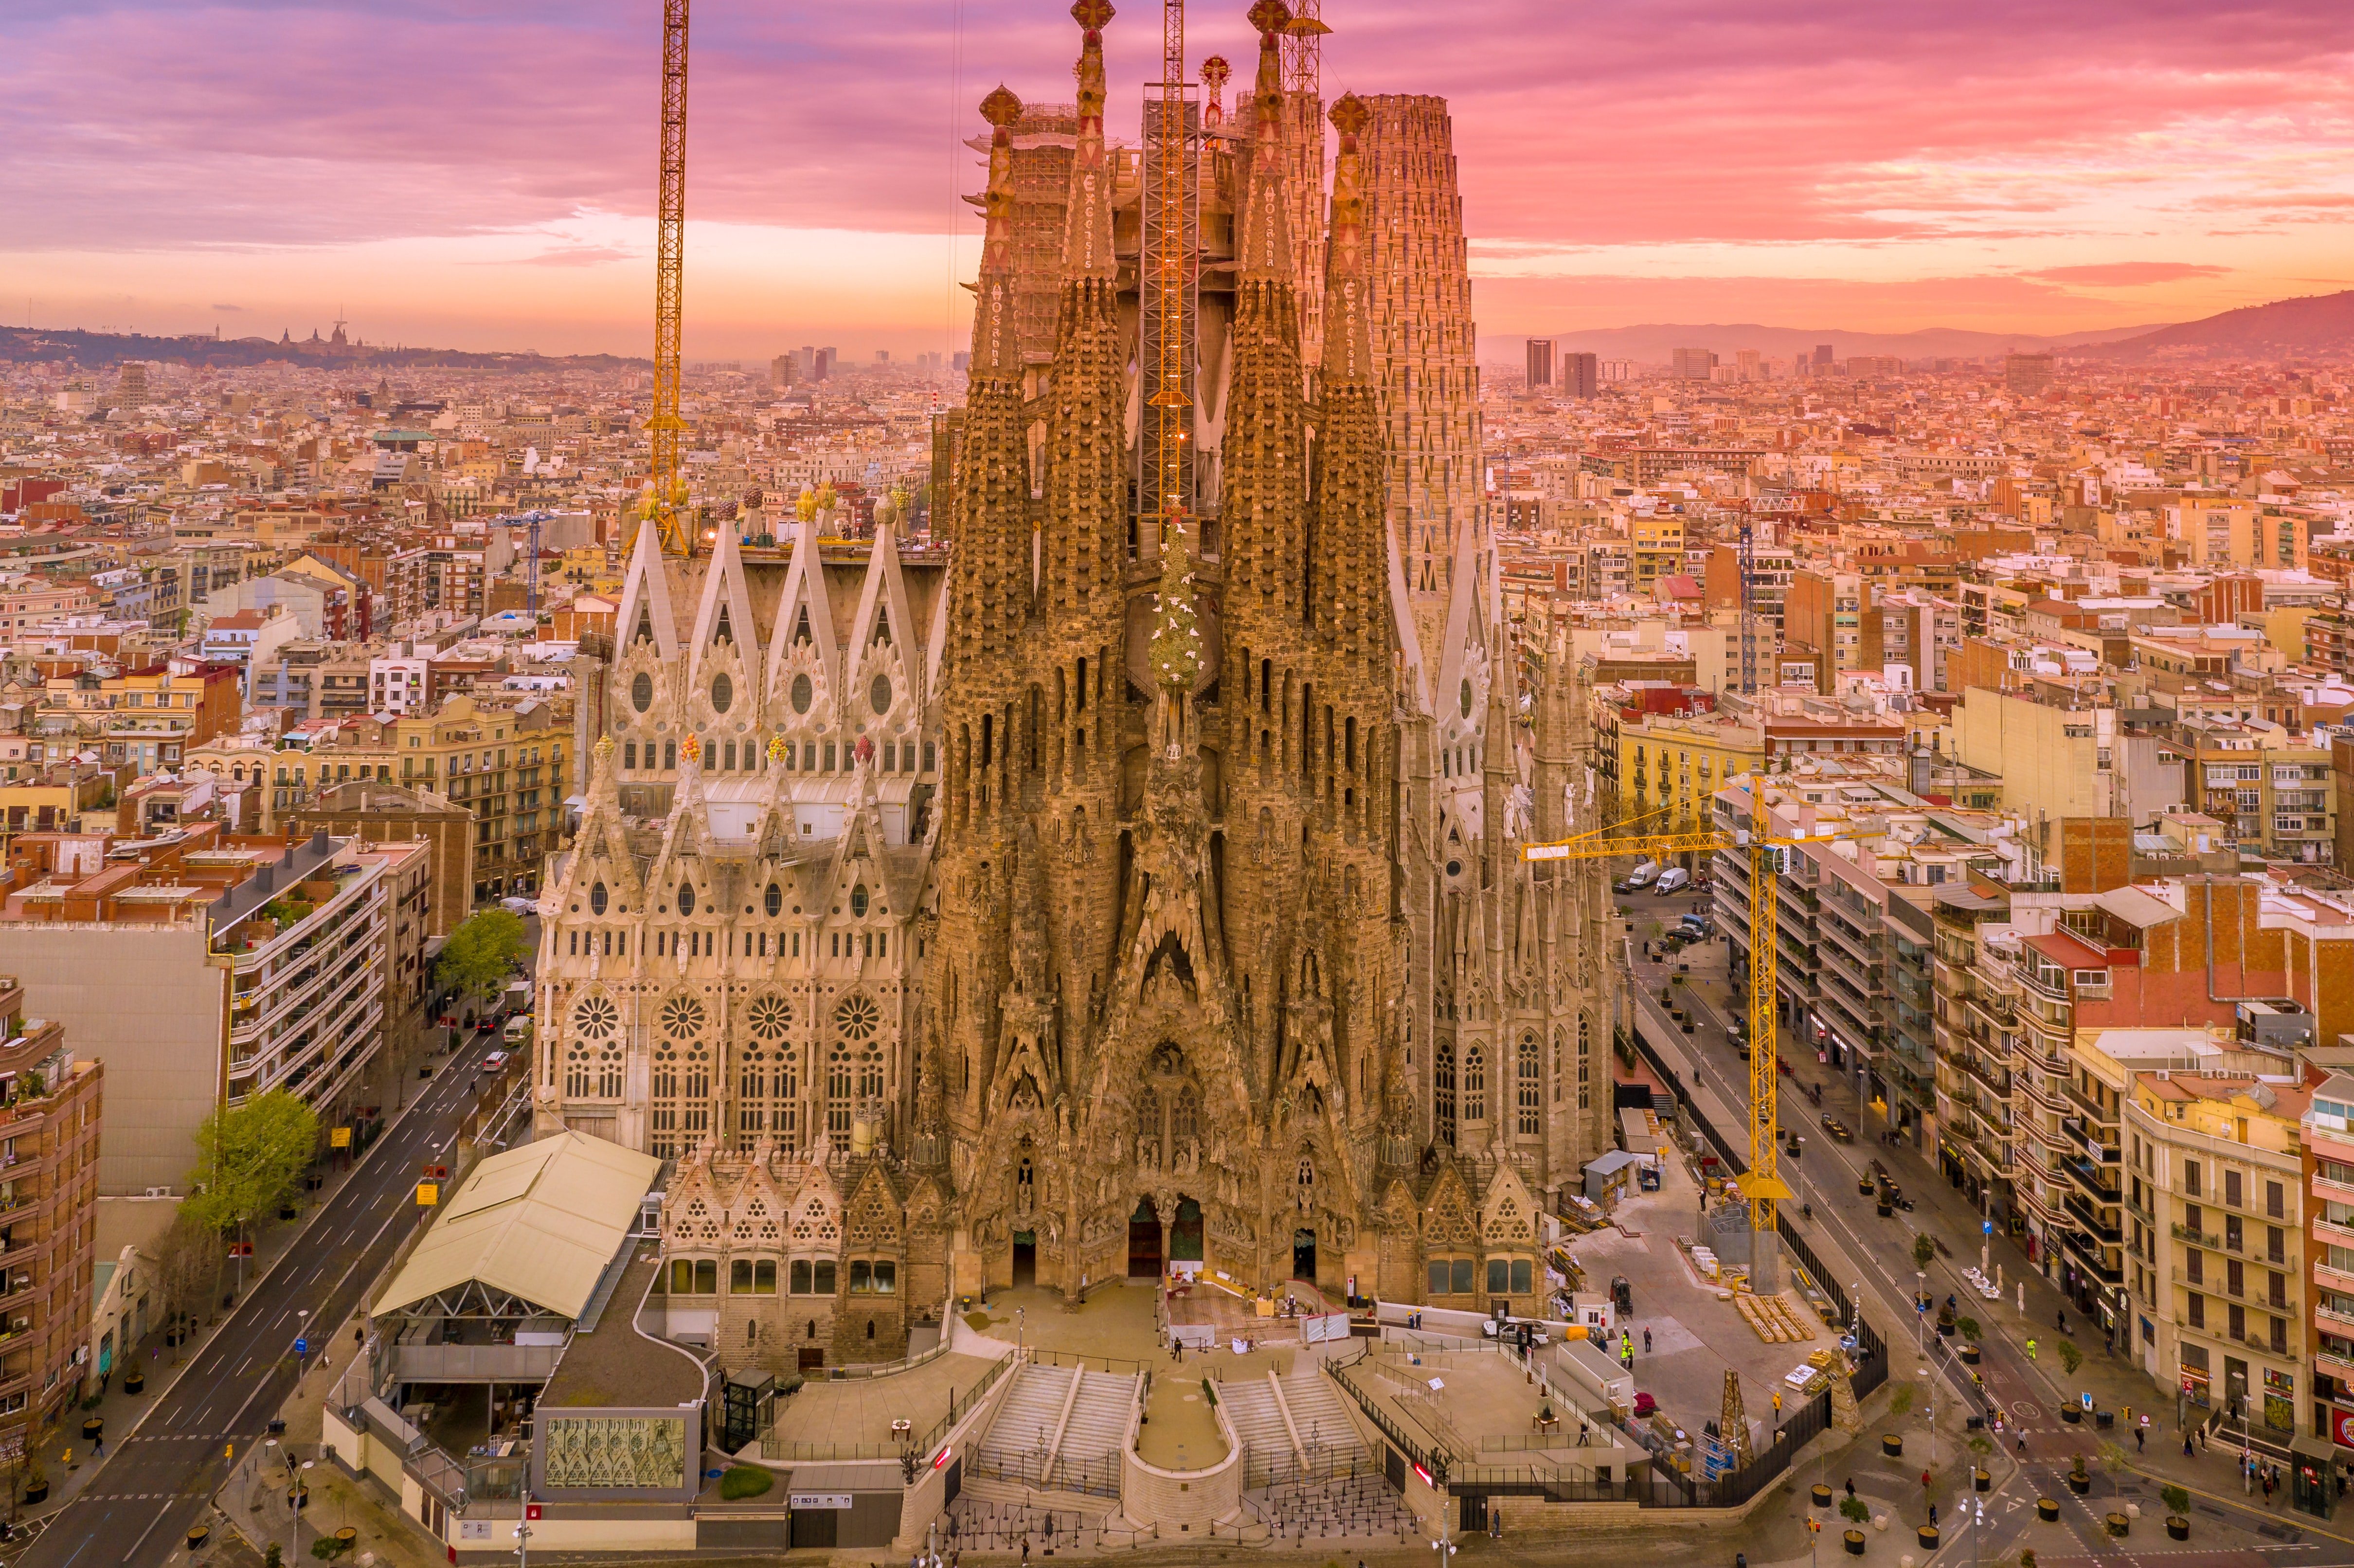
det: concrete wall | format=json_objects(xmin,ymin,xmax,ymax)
[
  {"xmin": 7, "ymin": 924, "xmax": 222, "ymax": 1194},
  {"xmin": 1117, "ymin": 1427, "xmax": 1240, "ymax": 1536}
]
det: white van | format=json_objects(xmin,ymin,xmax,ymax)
[
  {"xmin": 1617, "ymin": 861, "xmax": 1660, "ymax": 892},
  {"xmin": 1654, "ymin": 867, "xmax": 1691, "ymax": 895}
]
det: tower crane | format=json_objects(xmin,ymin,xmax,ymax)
[
  {"xmin": 643, "ymin": 0, "xmax": 694, "ymax": 556},
  {"xmin": 1526, "ymin": 779, "xmax": 1843, "ymax": 1289}
]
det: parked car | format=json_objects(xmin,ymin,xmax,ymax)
[
  {"xmin": 1619, "ymin": 861, "xmax": 1660, "ymax": 892},
  {"xmin": 1654, "ymin": 867, "xmax": 1692, "ymax": 895}
]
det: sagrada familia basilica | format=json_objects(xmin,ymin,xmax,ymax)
[{"xmin": 535, "ymin": 0, "xmax": 1617, "ymax": 1371}]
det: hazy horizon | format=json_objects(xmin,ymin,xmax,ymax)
[{"xmin": 9, "ymin": 0, "xmax": 2353, "ymax": 359}]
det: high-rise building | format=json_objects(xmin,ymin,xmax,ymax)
[
  {"xmin": 1562, "ymin": 351, "xmax": 1598, "ymax": 398},
  {"xmin": 1672, "ymin": 346, "xmax": 1718, "ymax": 380},
  {"xmin": 534, "ymin": 7, "xmax": 1615, "ymax": 1371},
  {"xmin": 2005, "ymin": 352, "xmax": 2053, "ymax": 395},
  {"xmin": 0, "ymin": 977, "xmax": 101, "ymax": 1446},
  {"xmin": 1525, "ymin": 337, "xmax": 1554, "ymax": 389},
  {"xmin": 1813, "ymin": 343, "xmax": 1834, "ymax": 367},
  {"xmin": 116, "ymin": 362, "xmax": 149, "ymax": 408}
]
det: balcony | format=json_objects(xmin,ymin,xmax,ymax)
[
  {"xmin": 2058, "ymin": 1228, "xmax": 2126, "ymax": 1284},
  {"xmin": 2314, "ymin": 1174, "xmax": 2354, "ymax": 1208},
  {"xmin": 2064, "ymin": 1083, "xmax": 2118, "ymax": 1127},
  {"xmin": 2065, "ymin": 1191, "xmax": 2123, "ymax": 1243},
  {"xmin": 2317, "ymin": 1258, "xmax": 2354, "ymax": 1294},
  {"xmin": 2321, "ymin": 1302, "xmax": 2354, "ymax": 1337},
  {"xmin": 2173, "ymin": 1265, "xmax": 2293, "ymax": 1311},
  {"xmin": 2174, "ymin": 1222, "xmax": 2221, "ymax": 1250}
]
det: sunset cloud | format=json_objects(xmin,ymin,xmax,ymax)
[{"xmin": 4, "ymin": 0, "xmax": 2352, "ymax": 354}]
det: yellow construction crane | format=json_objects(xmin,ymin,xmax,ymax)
[
  {"xmin": 1527, "ymin": 779, "xmax": 1839, "ymax": 1287},
  {"xmin": 644, "ymin": 0, "xmax": 694, "ymax": 556}
]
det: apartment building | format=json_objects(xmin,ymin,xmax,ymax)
[
  {"xmin": 0, "ymin": 978, "xmax": 102, "ymax": 1447},
  {"xmin": 2179, "ymin": 719, "xmax": 2335, "ymax": 865},
  {"xmin": 0, "ymin": 825, "xmax": 427, "ymax": 1194},
  {"xmin": 2134, "ymin": 1070, "xmax": 2307, "ymax": 1433}
]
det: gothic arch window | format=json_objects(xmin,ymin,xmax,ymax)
[
  {"xmin": 677, "ymin": 881, "xmax": 697, "ymax": 917},
  {"xmin": 765, "ymin": 881, "xmax": 783, "ymax": 917},
  {"xmin": 711, "ymin": 672, "xmax": 734, "ymax": 713},
  {"xmin": 1172, "ymin": 1087, "xmax": 1199, "ymax": 1142},
  {"xmin": 1578, "ymin": 1013, "xmax": 1593, "ymax": 1110},
  {"xmin": 1435, "ymin": 1041, "xmax": 1457, "ymax": 1148},
  {"xmin": 827, "ymin": 1044, "xmax": 853, "ymax": 1136},
  {"xmin": 1463, "ymin": 1045, "xmax": 1486, "ymax": 1122},
  {"xmin": 1517, "ymin": 1034, "xmax": 1541, "ymax": 1136},
  {"xmin": 1137, "ymin": 1088, "xmax": 1161, "ymax": 1148},
  {"xmin": 590, "ymin": 880, "xmax": 608, "ymax": 916}
]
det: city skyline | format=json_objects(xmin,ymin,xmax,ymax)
[{"xmin": 9, "ymin": 0, "xmax": 2354, "ymax": 358}]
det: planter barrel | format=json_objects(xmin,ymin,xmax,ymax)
[
  {"xmin": 1878, "ymin": 1202, "xmax": 1894, "ymax": 1217},
  {"xmin": 1844, "ymin": 1531, "xmax": 1867, "ymax": 1557},
  {"xmin": 1882, "ymin": 1434, "xmax": 1904, "ymax": 1457},
  {"xmin": 2062, "ymin": 1407, "xmax": 2082, "ymax": 1424},
  {"xmin": 185, "ymin": 1525, "xmax": 210, "ymax": 1551},
  {"xmin": 2067, "ymin": 1471, "xmax": 2091, "ymax": 1495},
  {"xmin": 2165, "ymin": 1516, "xmax": 2189, "ymax": 1541},
  {"xmin": 1974, "ymin": 1468, "xmax": 1992, "ymax": 1493},
  {"xmin": 1860, "ymin": 1178, "xmax": 1877, "ymax": 1196},
  {"xmin": 1813, "ymin": 1483, "xmax": 1835, "ymax": 1509},
  {"xmin": 1959, "ymin": 1344, "xmax": 1981, "ymax": 1365},
  {"xmin": 2036, "ymin": 1497, "xmax": 2060, "ymax": 1522},
  {"xmin": 21, "ymin": 1483, "xmax": 46, "ymax": 1506},
  {"xmin": 123, "ymin": 1372, "xmax": 144, "ymax": 1394},
  {"xmin": 2104, "ymin": 1512, "xmax": 2129, "ymax": 1537},
  {"xmin": 1917, "ymin": 1526, "xmax": 1940, "ymax": 1550}
]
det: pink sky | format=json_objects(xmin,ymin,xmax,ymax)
[{"xmin": 7, "ymin": 0, "xmax": 2354, "ymax": 358}]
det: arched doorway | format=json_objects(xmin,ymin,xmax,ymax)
[
  {"xmin": 1292, "ymin": 1227, "xmax": 1316, "ymax": 1285},
  {"xmin": 1012, "ymin": 1231, "xmax": 1036, "ymax": 1287},
  {"xmin": 1127, "ymin": 1197, "xmax": 1162, "ymax": 1278},
  {"xmin": 1172, "ymin": 1198, "xmax": 1204, "ymax": 1270}
]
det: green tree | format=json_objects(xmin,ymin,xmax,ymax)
[
  {"xmin": 2056, "ymin": 1340, "xmax": 2083, "ymax": 1375},
  {"xmin": 1912, "ymin": 1233, "xmax": 1936, "ymax": 1269},
  {"xmin": 184, "ymin": 1090, "xmax": 320, "ymax": 1247},
  {"xmin": 437, "ymin": 909, "xmax": 529, "ymax": 1005}
]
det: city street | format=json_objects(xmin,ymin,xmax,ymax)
[
  {"xmin": 1616, "ymin": 903, "xmax": 2354, "ymax": 1565},
  {"xmin": 18, "ymin": 1027, "xmax": 507, "ymax": 1568}
]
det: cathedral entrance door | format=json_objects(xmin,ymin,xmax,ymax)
[
  {"xmin": 1292, "ymin": 1228, "xmax": 1316, "ymax": 1286},
  {"xmin": 1171, "ymin": 1198, "xmax": 1204, "ymax": 1265},
  {"xmin": 1127, "ymin": 1198, "xmax": 1162, "ymax": 1278},
  {"xmin": 1012, "ymin": 1232, "xmax": 1036, "ymax": 1287}
]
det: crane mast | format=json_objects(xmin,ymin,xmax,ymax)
[{"xmin": 646, "ymin": 0, "xmax": 694, "ymax": 556}]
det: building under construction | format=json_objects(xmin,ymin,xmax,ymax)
[{"xmin": 538, "ymin": 0, "xmax": 1615, "ymax": 1368}]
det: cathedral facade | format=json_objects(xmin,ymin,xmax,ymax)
[{"xmin": 533, "ymin": 0, "xmax": 1616, "ymax": 1373}]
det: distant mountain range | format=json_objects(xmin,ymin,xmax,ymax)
[
  {"xmin": 2066, "ymin": 290, "xmax": 2354, "ymax": 360},
  {"xmin": 0, "ymin": 326, "xmax": 649, "ymax": 372},
  {"xmin": 1498, "ymin": 289, "xmax": 2354, "ymax": 370},
  {"xmin": 1491, "ymin": 321, "xmax": 2164, "ymax": 367}
]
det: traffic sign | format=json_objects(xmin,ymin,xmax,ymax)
[
  {"xmin": 417, "ymin": 1182, "xmax": 440, "ymax": 1206},
  {"xmin": 294, "ymin": 1337, "xmax": 307, "ymax": 1357}
]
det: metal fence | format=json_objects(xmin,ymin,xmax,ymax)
[
  {"xmin": 1324, "ymin": 1345, "xmax": 1451, "ymax": 1484},
  {"xmin": 965, "ymin": 1443, "xmax": 1122, "ymax": 1499}
]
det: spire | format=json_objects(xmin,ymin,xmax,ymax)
[
  {"xmin": 1200, "ymin": 54, "xmax": 1231, "ymax": 129},
  {"xmin": 1236, "ymin": 1, "xmax": 1293, "ymax": 282},
  {"xmin": 1308, "ymin": 93, "xmax": 1386, "ymax": 660},
  {"xmin": 1319, "ymin": 94, "xmax": 1372, "ymax": 389},
  {"xmin": 968, "ymin": 85, "xmax": 1025, "ymax": 378},
  {"xmin": 1061, "ymin": 1, "xmax": 1115, "ymax": 281}
]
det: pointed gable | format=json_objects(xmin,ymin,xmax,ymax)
[
  {"xmin": 615, "ymin": 521, "xmax": 682, "ymax": 660},
  {"xmin": 688, "ymin": 523, "xmax": 761, "ymax": 684}
]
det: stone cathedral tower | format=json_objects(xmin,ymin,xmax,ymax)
[{"xmin": 531, "ymin": 0, "xmax": 1616, "ymax": 1371}]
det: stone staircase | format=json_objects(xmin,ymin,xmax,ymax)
[
  {"xmin": 988, "ymin": 1362, "xmax": 1076, "ymax": 1456},
  {"xmin": 1058, "ymin": 1370, "xmax": 1135, "ymax": 1463},
  {"xmin": 1279, "ymin": 1368, "xmax": 1367, "ymax": 1464},
  {"xmin": 1217, "ymin": 1375, "xmax": 1292, "ymax": 1460}
]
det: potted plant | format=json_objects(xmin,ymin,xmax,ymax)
[
  {"xmin": 18, "ymin": 1448, "xmax": 47, "ymax": 1507},
  {"xmin": 2067, "ymin": 1456, "xmax": 2091, "ymax": 1496},
  {"xmin": 123, "ymin": 1367, "xmax": 144, "ymax": 1395},
  {"xmin": 2161, "ymin": 1484, "xmax": 2191, "ymax": 1540},
  {"xmin": 1957, "ymin": 1317, "xmax": 1981, "ymax": 1363}
]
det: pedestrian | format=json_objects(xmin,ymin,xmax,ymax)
[
  {"xmin": 2199, "ymin": 1424, "xmax": 2208, "ymax": 1452},
  {"xmin": 1929, "ymin": 1504, "xmax": 1939, "ymax": 1526},
  {"xmin": 2026, "ymin": 1337, "xmax": 2037, "ymax": 1361},
  {"xmin": 1922, "ymin": 1469, "xmax": 1932, "ymax": 1495},
  {"xmin": 1643, "ymin": 1328, "xmax": 1653, "ymax": 1354},
  {"xmin": 93, "ymin": 1436, "xmax": 103, "ymax": 1459},
  {"xmin": 2183, "ymin": 1433, "xmax": 2195, "ymax": 1458},
  {"xmin": 1021, "ymin": 1537, "xmax": 1031, "ymax": 1566},
  {"xmin": 2135, "ymin": 1426, "xmax": 2144, "ymax": 1453},
  {"xmin": 1845, "ymin": 1479, "xmax": 1856, "ymax": 1499}
]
